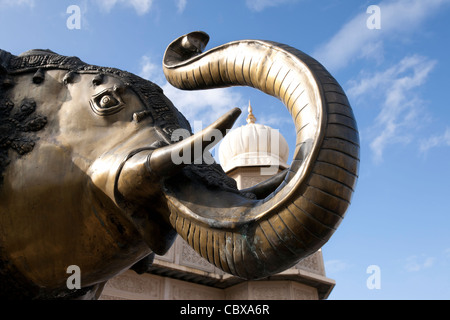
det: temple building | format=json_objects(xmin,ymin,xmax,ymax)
[{"xmin": 100, "ymin": 103, "xmax": 335, "ymax": 300}]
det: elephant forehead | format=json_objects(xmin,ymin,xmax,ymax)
[{"xmin": 64, "ymin": 73, "xmax": 125, "ymax": 109}]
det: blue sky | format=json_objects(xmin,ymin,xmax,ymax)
[{"xmin": 1, "ymin": 0, "xmax": 449, "ymax": 300}]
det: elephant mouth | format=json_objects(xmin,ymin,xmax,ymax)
[
  {"xmin": 148, "ymin": 106, "xmax": 285, "ymax": 231},
  {"xmin": 162, "ymin": 163, "xmax": 259, "ymax": 229}
]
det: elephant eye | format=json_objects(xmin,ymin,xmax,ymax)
[
  {"xmin": 99, "ymin": 95, "xmax": 119, "ymax": 109},
  {"xmin": 90, "ymin": 88, "xmax": 124, "ymax": 116}
]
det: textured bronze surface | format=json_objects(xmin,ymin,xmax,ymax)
[{"xmin": 0, "ymin": 32, "xmax": 359, "ymax": 299}]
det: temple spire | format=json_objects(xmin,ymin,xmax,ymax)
[{"xmin": 246, "ymin": 101, "xmax": 256, "ymax": 124}]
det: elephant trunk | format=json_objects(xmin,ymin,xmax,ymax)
[{"xmin": 160, "ymin": 32, "xmax": 360, "ymax": 279}]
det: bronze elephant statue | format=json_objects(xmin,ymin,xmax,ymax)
[{"xmin": 0, "ymin": 32, "xmax": 359, "ymax": 299}]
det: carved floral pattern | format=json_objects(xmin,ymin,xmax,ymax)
[{"xmin": 0, "ymin": 98, "xmax": 47, "ymax": 183}]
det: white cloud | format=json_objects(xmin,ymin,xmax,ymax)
[
  {"xmin": 139, "ymin": 56, "xmax": 165, "ymax": 84},
  {"xmin": 405, "ymin": 255, "xmax": 435, "ymax": 272},
  {"xmin": 139, "ymin": 55, "xmax": 245, "ymax": 162},
  {"xmin": 321, "ymin": 0, "xmax": 449, "ymax": 162},
  {"xmin": 96, "ymin": 0, "xmax": 153, "ymax": 15},
  {"xmin": 419, "ymin": 128, "xmax": 450, "ymax": 153},
  {"xmin": 348, "ymin": 55, "xmax": 436, "ymax": 163},
  {"xmin": 139, "ymin": 56, "xmax": 244, "ymax": 129},
  {"xmin": 445, "ymin": 248, "xmax": 450, "ymax": 259},
  {"xmin": 246, "ymin": 0, "xmax": 299, "ymax": 12},
  {"xmin": 176, "ymin": 0, "xmax": 187, "ymax": 13},
  {"xmin": 161, "ymin": 84, "xmax": 244, "ymax": 128},
  {"xmin": 0, "ymin": 0, "xmax": 34, "ymax": 7},
  {"xmin": 96, "ymin": 0, "xmax": 116, "ymax": 12},
  {"xmin": 257, "ymin": 114, "xmax": 292, "ymax": 129},
  {"xmin": 314, "ymin": 0, "xmax": 450, "ymax": 72},
  {"xmin": 325, "ymin": 259, "xmax": 350, "ymax": 273}
]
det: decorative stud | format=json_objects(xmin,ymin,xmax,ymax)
[
  {"xmin": 63, "ymin": 71, "xmax": 76, "ymax": 85},
  {"xmin": 133, "ymin": 110, "xmax": 153, "ymax": 123},
  {"xmin": 92, "ymin": 73, "xmax": 104, "ymax": 86},
  {"xmin": 32, "ymin": 68, "xmax": 45, "ymax": 84},
  {"xmin": 2, "ymin": 75, "xmax": 14, "ymax": 89}
]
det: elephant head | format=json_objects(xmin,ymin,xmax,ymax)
[{"xmin": 0, "ymin": 31, "xmax": 359, "ymax": 299}]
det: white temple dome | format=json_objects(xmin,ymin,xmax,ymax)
[{"xmin": 219, "ymin": 102, "xmax": 289, "ymax": 173}]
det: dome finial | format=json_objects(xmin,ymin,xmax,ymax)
[{"xmin": 246, "ymin": 101, "xmax": 256, "ymax": 124}]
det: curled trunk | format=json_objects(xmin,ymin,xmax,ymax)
[{"xmin": 161, "ymin": 32, "xmax": 360, "ymax": 279}]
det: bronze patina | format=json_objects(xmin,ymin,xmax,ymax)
[{"xmin": 0, "ymin": 32, "xmax": 359, "ymax": 299}]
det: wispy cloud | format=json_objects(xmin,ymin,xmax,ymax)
[
  {"xmin": 139, "ymin": 56, "xmax": 165, "ymax": 84},
  {"xmin": 257, "ymin": 114, "xmax": 292, "ymax": 129},
  {"xmin": 348, "ymin": 55, "xmax": 436, "ymax": 163},
  {"xmin": 325, "ymin": 259, "xmax": 351, "ymax": 273},
  {"xmin": 419, "ymin": 127, "xmax": 450, "ymax": 153},
  {"xmin": 445, "ymin": 248, "xmax": 450, "ymax": 259},
  {"xmin": 96, "ymin": 0, "xmax": 153, "ymax": 15},
  {"xmin": 0, "ymin": 0, "xmax": 34, "ymax": 7},
  {"xmin": 314, "ymin": 0, "xmax": 450, "ymax": 72},
  {"xmin": 176, "ymin": 0, "xmax": 187, "ymax": 13},
  {"xmin": 139, "ymin": 56, "xmax": 244, "ymax": 128},
  {"xmin": 162, "ymin": 84, "xmax": 244, "ymax": 127},
  {"xmin": 404, "ymin": 255, "xmax": 435, "ymax": 272},
  {"xmin": 318, "ymin": 0, "xmax": 450, "ymax": 162},
  {"xmin": 245, "ymin": 0, "xmax": 299, "ymax": 12},
  {"xmin": 139, "ymin": 55, "xmax": 245, "ymax": 162}
]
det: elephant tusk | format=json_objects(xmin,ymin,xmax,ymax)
[{"xmin": 149, "ymin": 107, "xmax": 241, "ymax": 177}]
